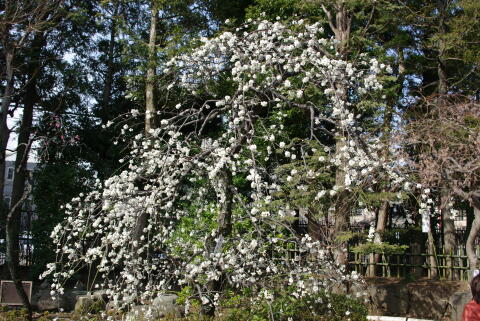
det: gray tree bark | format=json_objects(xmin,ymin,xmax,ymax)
[
  {"xmin": 427, "ymin": 225, "xmax": 439, "ymax": 279},
  {"xmin": 203, "ymin": 168, "xmax": 233, "ymax": 316},
  {"xmin": 466, "ymin": 199, "xmax": 480, "ymax": 280},
  {"xmin": 144, "ymin": 0, "xmax": 158, "ymax": 133},
  {"xmin": 440, "ymin": 189, "xmax": 456, "ymax": 279},
  {"xmin": 133, "ymin": 1, "xmax": 158, "ymax": 243}
]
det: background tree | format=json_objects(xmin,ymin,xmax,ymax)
[{"xmin": 407, "ymin": 97, "xmax": 480, "ymax": 278}]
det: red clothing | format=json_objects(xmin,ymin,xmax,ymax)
[{"xmin": 463, "ymin": 300, "xmax": 480, "ymax": 321}]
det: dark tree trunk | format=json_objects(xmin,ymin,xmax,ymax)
[
  {"xmin": 436, "ymin": 0, "xmax": 448, "ymax": 98},
  {"xmin": 100, "ymin": 0, "xmax": 120, "ymax": 123},
  {"xmin": 0, "ymin": 46, "xmax": 14, "ymax": 199},
  {"xmin": 6, "ymin": 32, "xmax": 45, "ymax": 321}
]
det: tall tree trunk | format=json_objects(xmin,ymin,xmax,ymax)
[
  {"xmin": 0, "ymin": 47, "xmax": 14, "ymax": 199},
  {"xmin": 369, "ymin": 47, "xmax": 406, "ymax": 276},
  {"xmin": 321, "ymin": 1, "xmax": 352, "ymax": 268},
  {"xmin": 427, "ymin": 225, "xmax": 439, "ymax": 279},
  {"xmin": 466, "ymin": 198, "xmax": 480, "ymax": 280},
  {"xmin": 203, "ymin": 168, "xmax": 233, "ymax": 316},
  {"xmin": 145, "ymin": 1, "xmax": 158, "ymax": 133},
  {"xmin": 437, "ymin": 0, "xmax": 448, "ymax": 98},
  {"xmin": 441, "ymin": 189, "xmax": 456, "ymax": 279},
  {"xmin": 133, "ymin": 1, "xmax": 158, "ymax": 244},
  {"xmin": 435, "ymin": 0, "xmax": 456, "ymax": 279},
  {"xmin": 100, "ymin": 1, "xmax": 120, "ymax": 123},
  {"xmin": 6, "ymin": 32, "xmax": 44, "ymax": 321}
]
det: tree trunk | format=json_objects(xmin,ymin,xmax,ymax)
[
  {"xmin": 435, "ymin": 2, "xmax": 455, "ymax": 280},
  {"xmin": 440, "ymin": 189, "xmax": 456, "ymax": 279},
  {"xmin": 410, "ymin": 229, "xmax": 424, "ymax": 278},
  {"xmin": 6, "ymin": 32, "xmax": 45, "ymax": 321},
  {"xmin": 322, "ymin": 1, "xmax": 352, "ymax": 268},
  {"xmin": 427, "ymin": 222, "xmax": 439, "ymax": 280},
  {"xmin": 202, "ymin": 168, "xmax": 233, "ymax": 316},
  {"xmin": 369, "ymin": 47, "xmax": 405, "ymax": 276},
  {"xmin": 133, "ymin": 1, "xmax": 158, "ymax": 243},
  {"xmin": 368, "ymin": 201, "xmax": 389, "ymax": 277},
  {"xmin": 100, "ymin": 0, "xmax": 120, "ymax": 123},
  {"xmin": 436, "ymin": 0, "xmax": 448, "ymax": 98},
  {"xmin": 374, "ymin": 199, "xmax": 389, "ymax": 245},
  {"xmin": 145, "ymin": 1, "xmax": 158, "ymax": 133},
  {"xmin": 466, "ymin": 201, "xmax": 480, "ymax": 280},
  {"xmin": 0, "ymin": 48, "xmax": 14, "ymax": 199},
  {"xmin": 333, "ymin": 138, "xmax": 349, "ymax": 267}
]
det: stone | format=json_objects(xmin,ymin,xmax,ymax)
[
  {"xmin": 124, "ymin": 294, "xmax": 182, "ymax": 321},
  {"xmin": 367, "ymin": 282, "xmax": 409, "ymax": 316},
  {"xmin": 152, "ymin": 293, "xmax": 181, "ymax": 316},
  {"xmin": 31, "ymin": 289, "xmax": 76, "ymax": 312},
  {"xmin": 449, "ymin": 291, "xmax": 471, "ymax": 321},
  {"xmin": 365, "ymin": 278, "xmax": 469, "ymax": 321},
  {"xmin": 38, "ymin": 279, "xmax": 50, "ymax": 290},
  {"xmin": 74, "ymin": 294, "xmax": 106, "ymax": 314}
]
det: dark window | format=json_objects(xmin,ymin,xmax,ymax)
[{"xmin": 7, "ymin": 167, "xmax": 14, "ymax": 180}]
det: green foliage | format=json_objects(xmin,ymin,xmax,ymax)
[
  {"xmin": 78, "ymin": 298, "xmax": 107, "ymax": 315},
  {"xmin": 351, "ymin": 242, "xmax": 409, "ymax": 255},
  {"xmin": 31, "ymin": 162, "xmax": 94, "ymax": 279},
  {"xmin": 0, "ymin": 307, "xmax": 29, "ymax": 321},
  {"xmin": 246, "ymin": 0, "xmax": 323, "ymax": 22},
  {"xmin": 336, "ymin": 231, "xmax": 364, "ymax": 244},
  {"xmin": 359, "ymin": 191, "xmax": 408, "ymax": 207},
  {"xmin": 220, "ymin": 286, "xmax": 367, "ymax": 321}
]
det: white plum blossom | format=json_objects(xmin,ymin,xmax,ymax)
[{"xmin": 41, "ymin": 17, "xmax": 394, "ymax": 313}]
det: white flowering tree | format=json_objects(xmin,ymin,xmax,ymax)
[{"xmin": 42, "ymin": 17, "xmax": 396, "ymax": 315}]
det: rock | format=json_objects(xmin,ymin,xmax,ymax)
[
  {"xmin": 152, "ymin": 293, "xmax": 181, "ymax": 315},
  {"xmin": 31, "ymin": 289, "xmax": 76, "ymax": 312},
  {"xmin": 39, "ymin": 279, "xmax": 50, "ymax": 290},
  {"xmin": 31, "ymin": 282, "xmax": 87, "ymax": 312},
  {"xmin": 74, "ymin": 294, "xmax": 106, "ymax": 314},
  {"xmin": 124, "ymin": 294, "xmax": 182, "ymax": 321},
  {"xmin": 449, "ymin": 291, "xmax": 471, "ymax": 321},
  {"xmin": 367, "ymin": 282, "xmax": 409, "ymax": 316},
  {"xmin": 366, "ymin": 278, "xmax": 469, "ymax": 321}
]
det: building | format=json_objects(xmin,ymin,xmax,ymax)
[{"xmin": 2, "ymin": 160, "xmax": 37, "ymax": 266}]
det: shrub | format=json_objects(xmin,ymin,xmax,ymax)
[{"xmin": 218, "ymin": 286, "xmax": 367, "ymax": 321}]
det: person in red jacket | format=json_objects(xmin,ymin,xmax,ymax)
[{"xmin": 463, "ymin": 273, "xmax": 480, "ymax": 321}]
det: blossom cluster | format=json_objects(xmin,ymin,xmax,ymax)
[{"xmin": 42, "ymin": 18, "xmax": 399, "ymax": 314}]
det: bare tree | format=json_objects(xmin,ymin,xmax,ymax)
[{"xmin": 408, "ymin": 96, "xmax": 480, "ymax": 279}]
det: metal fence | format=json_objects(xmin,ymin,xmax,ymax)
[{"xmin": 0, "ymin": 210, "xmax": 35, "ymax": 266}]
